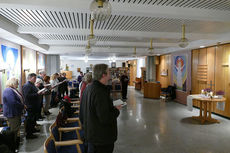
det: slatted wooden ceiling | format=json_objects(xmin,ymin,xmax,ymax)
[
  {"xmin": 109, "ymin": 0, "xmax": 230, "ymax": 11},
  {"xmin": 34, "ymin": 34, "xmax": 178, "ymax": 43},
  {"xmin": 1, "ymin": 8, "xmax": 229, "ymax": 33},
  {"xmin": 0, "ymin": 0, "xmax": 230, "ymax": 56}
]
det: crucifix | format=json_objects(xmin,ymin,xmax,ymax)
[{"xmin": 207, "ymin": 80, "xmax": 215, "ymax": 90}]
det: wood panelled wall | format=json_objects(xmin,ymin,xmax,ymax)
[
  {"xmin": 129, "ymin": 60, "xmax": 137, "ymax": 86},
  {"xmin": 156, "ymin": 54, "xmax": 172, "ymax": 88},
  {"xmin": 192, "ymin": 44, "xmax": 230, "ymax": 118}
]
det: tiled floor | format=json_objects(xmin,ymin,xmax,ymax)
[{"xmin": 19, "ymin": 88, "xmax": 230, "ymax": 153}]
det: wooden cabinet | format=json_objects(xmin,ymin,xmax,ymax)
[
  {"xmin": 134, "ymin": 77, "xmax": 141, "ymax": 90},
  {"xmin": 144, "ymin": 82, "xmax": 161, "ymax": 99}
]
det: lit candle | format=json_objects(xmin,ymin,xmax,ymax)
[{"xmin": 210, "ymin": 92, "xmax": 213, "ymax": 97}]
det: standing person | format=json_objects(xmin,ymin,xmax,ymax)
[
  {"xmin": 62, "ymin": 73, "xmax": 68, "ymax": 96},
  {"xmin": 77, "ymin": 72, "xmax": 84, "ymax": 83},
  {"xmin": 120, "ymin": 71, "xmax": 129, "ymax": 100},
  {"xmin": 80, "ymin": 64, "xmax": 121, "ymax": 153},
  {"xmin": 58, "ymin": 73, "xmax": 66, "ymax": 99},
  {"xmin": 43, "ymin": 76, "xmax": 52, "ymax": 115},
  {"xmin": 3, "ymin": 77, "xmax": 25, "ymax": 149},
  {"xmin": 79, "ymin": 73, "xmax": 92, "ymax": 100},
  {"xmin": 37, "ymin": 70, "xmax": 46, "ymax": 80},
  {"xmin": 37, "ymin": 70, "xmax": 46, "ymax": 119},
  {"xmin": 35, "ymin": 78, "xmax": 45, "ymax": 120},
  {"xmin": 23, "ymin": 73, "xmax": 43, "ymax": 139},
  {"xmin": 50, "ymin": 73, "xmax": 59, "ymax": 107}
]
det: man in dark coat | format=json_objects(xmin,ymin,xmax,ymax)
[
  {"xmin": 22, "ymin": 73, "xmax": 43, "ymax": 139},
  {"xmin": 120, "ymin": 71, "xmax": 129, "ymax": 99},
  {"xmin": 80, "ymin": 64, "xmax": 121, "ymax": 153}
]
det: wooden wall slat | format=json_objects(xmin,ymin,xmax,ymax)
[
  {"xmin": 156, "ymin": 54, "xmax": 171, "ymax": 88},
  {"xmin": 192, "ymin": 44, "xmax": 230, "ymax": 118}
]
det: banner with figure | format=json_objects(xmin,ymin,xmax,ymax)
[
  {"xmin": 173, "ymin": 55, "xmax": 187, "ymax": 91},
  {"xmin": 0, "ymin": 45, "xmax": 21, "ymax": 101}
]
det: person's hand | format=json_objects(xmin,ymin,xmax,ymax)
[
  {"xmin": 24, "ymin": 105, "xmax": 27, "ymax": 109},
  {"xmin": 115, "ymin": 105, "xmax": 122, "ymax": 110}
]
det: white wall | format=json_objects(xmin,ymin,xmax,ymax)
[
  {"xmin": 46, "ymin": 55, "xmax": 60, "ymax": 76},
  {"xmin": 61, "ymin": 60, "xmax": 124, "ymax": 79},
  {"xmin": 136, "ymin": 57, "xmax": 146, "ymax": 78}
]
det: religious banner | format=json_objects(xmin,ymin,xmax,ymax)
[
  {"xmin": 173, "ymin": 55, "xmax": 187, "ymax": 91},
  {"xmin": 0, "ymin": 45, "xmax": 21, "ymax": 95}
]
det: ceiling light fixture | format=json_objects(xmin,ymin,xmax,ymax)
[
  {"xmin": 132, "ymin": 46, "xmax": 137, "ymax": 58},
  {"xmin": 88, "ymin": 16, "xmax": 97, "ymax": 46},
  {"xmin": 84, "ymin": 55, "xmax": 88, "ymax": 63},
  {"xmin": 148, "ymin": 39, "xmax": 154, "ymax": 55},
  {"xmin": 85, "ymin": 41, "xmax": 92, "ymax": 56},
  {"xmin": 90, "ymin": 0, "xmax": 112, "ymax": 21},
  {"xmin": 200, "ymin": 46, "xmax": 205, "ymax": 48},
  {"xmin": 178, "ymin": 24, "xmax": 189, "ymax": 48}
]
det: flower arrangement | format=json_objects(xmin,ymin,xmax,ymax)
[
  {"xmin": 203, "ymin": 88, "xmax": 212, "ymax": 93},
  {"xmin": 201, "ymin": 88, "xmax": 213, "ymax": 98},
  {"xmin": 216, "ymin": 90, "xmax": 225, "ymax": 95}
]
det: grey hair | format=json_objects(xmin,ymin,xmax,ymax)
[
  {"xmin": 27, "ymin": 73, "xmax": 37, "ymax": 80},
  {"xmin": 39, "ymin": 70, "xmax": 45, "ymax": 75},
  {"xmin": 6, "ymin": 77, "xmax": 19, "ymax": 88},
  {"xmin": 93, "ymin": 64, "xmax": 108, "ymax": 81},
  {"xmin": 84, "ymin": 73, "xmax": 92, "ymax": 83}
]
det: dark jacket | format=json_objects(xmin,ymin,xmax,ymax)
[
  {"xmin": 80, "ymin": 80, "xmax": 120, "ymax": 145},
  {"xmin": 22, "ymin": 81, "xmax": 40, "ymax": 111},
  {"xmin": 3, "ymin": 88, "xmax": 24, "ymax": 118},
  {"xmin": 120, "ymin": 75, "xmax": 129, "ymax": 87}
]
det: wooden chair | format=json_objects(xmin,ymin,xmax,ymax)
[
  {"xmin": 49, "ymin": 121, "xmax": 81, "ymax": 141},
  {"xmin": 71, "ymin": 101, "xmax": 80, "ymax": 105},
  {"xmin": 59, "ymin": 105, "xmax": 80, "ymax": 117},
  {"xmin": 44, "ymin": 135, "xmax": 83, "ymax": 153},
  {"xmin": 48, "ymin": 122, "xmax": 83, "ymax": 153}
]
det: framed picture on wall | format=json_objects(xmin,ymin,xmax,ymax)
[{"xmin": 161, "ymin": 69, "xmax": 168, "ymax": 76}]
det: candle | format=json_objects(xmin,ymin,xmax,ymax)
[{"xmin": 210, "ymin": 92, "xmax": 213, "ymax": 96}]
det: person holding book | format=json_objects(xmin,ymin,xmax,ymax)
[
  {"xmin": 50, "ymin": 73, "xmax": 59, "ymax": 107},
  {"xmin": 43, "ymin": 76, "xmax": 52, "ymax": 115},
  {"xmin": 80, "ymin": 64, "xmax": 121, "ymax": 153},
  {"xmin": 23, "ymin": 73, "xmax": 45, "ymax": 139}
]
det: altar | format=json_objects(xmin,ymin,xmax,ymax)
[{"xmin": 187, "ymin": 95, "xmax": 225, "ymax": 124}]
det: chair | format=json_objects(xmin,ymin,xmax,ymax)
[
  {"xmin": 44, "ymin": 136, "xmax": 56, "ymax": 153},
  {"xmin": 49, "ymin": 122, "xmax": 83, "ymax": 153},
  {"xmin": 68, "ymin": 82, "xmax": 73, "ymax": 87},
  {"xmin": 44, "ymin": 135, "xmax": 83, "ymax": 153},
  {"xmin": 161, "ymin": 85, "xmax": 176, "ymax": 101}
]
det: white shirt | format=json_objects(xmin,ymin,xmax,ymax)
[{"xmin": 50, "ymin": 79, "xmax": 59, "ymax": 92}]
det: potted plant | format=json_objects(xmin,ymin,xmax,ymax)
[{"xmin": 216, "ymin": 90, "xmax": 225, "ymax": 98}]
